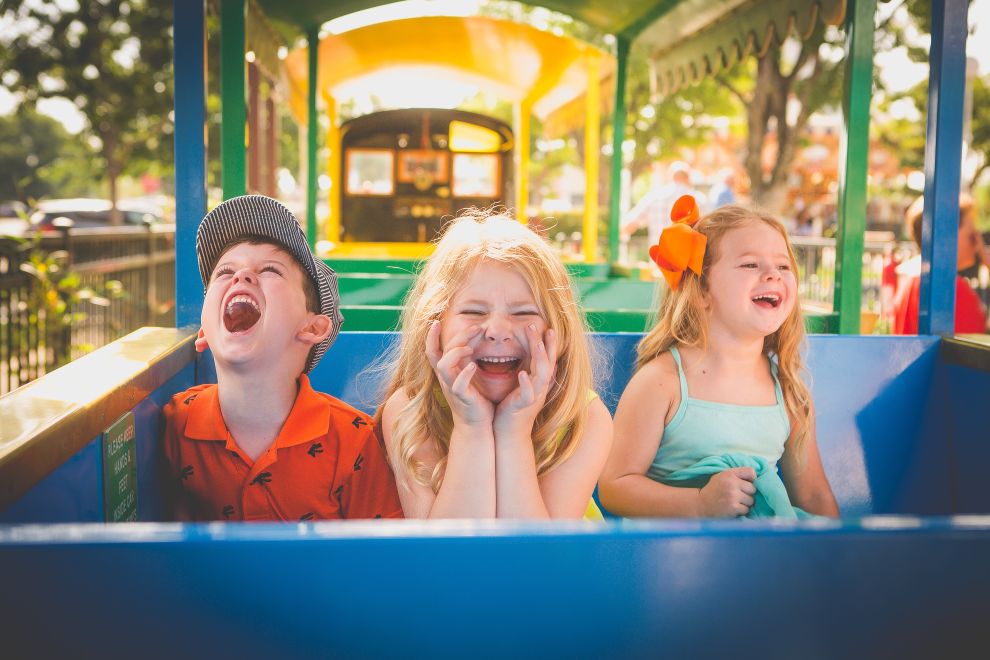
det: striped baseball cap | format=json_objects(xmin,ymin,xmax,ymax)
[{"xmin": 196, "ymin": 194, "xmax": 342, "ymax": 373}]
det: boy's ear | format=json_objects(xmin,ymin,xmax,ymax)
[
  {"xmin": 194, "ymin": 328, "xmax": 209, "ymax": 353},
  {"xmin": 297, "ymin": 314, "xmax": 333, "ymax": 346}
]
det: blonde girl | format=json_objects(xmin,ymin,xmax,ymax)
[
  {"xmin": 377, "ymin": 210, "xmax": 612, "ymax": 519},
  {"xmin": 599, "ymin": 199, "xmax": 838, "ymax": 518}
]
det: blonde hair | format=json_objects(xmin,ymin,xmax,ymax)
[
  {"xmin": 376, "ymin": 209, "xmax": 595, "ymax": 492},
  {"xmin": 636, "ymin": 205, "xmax": 813, "ymax": 459}
]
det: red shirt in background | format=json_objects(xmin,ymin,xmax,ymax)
[{"xmin": 892, "ymin": 274, "xmax": 987, "ymax": 334}]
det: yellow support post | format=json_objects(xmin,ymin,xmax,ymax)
[
  {"xmin": 325, "ymin": 94, "xmax": 340, "ymax": 245},
  {"xmin": 582, "ymin": 53, "xmax": 600, "ymax": 263},
  {"xmin": 513, "ymin": 100, "xmax": 531, "ymax": 223}
]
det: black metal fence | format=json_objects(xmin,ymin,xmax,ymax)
[{"xmin": 0, "ymin": 226, "xmax": 176, "ymax": 395}]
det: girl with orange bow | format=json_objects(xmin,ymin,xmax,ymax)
[
  {"xmin": 599, "ymin": 199, "xmax": 839, "ymax": 518},
  {"xmin": 376, "ymin": 209, "xmax": 612, "ymax": 519}
]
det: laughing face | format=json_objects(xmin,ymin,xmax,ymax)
[
  {"xmin": 198, "ymin": 241, "xmax": 317, "ymax": 372},
  {"xmin": 440, "ymin": 260, "xmax": 548, "ymax": 404},
  {"xmin": 704, "ymin": 221, "xmax": 798, "ymax": 340}
]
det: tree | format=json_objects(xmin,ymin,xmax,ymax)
[
  {"xmin": 874, "ymin": 1, "xmax": 987, "ymax": 191},
  {"xmin": 0, "ymin": 105, "xmax": 92, "ymax": 201},
  {"xmin": 624, "ymin": 43, "xmax": 742, "ymax": 186},
  {"xmin": 0, "ymin": 0, "xmax": 173, "ymax": 221},
  {"xmin": 709, "ymin": 21, "xmax": 845, "ymax": 212},
  {"xmin": 971, "ymin": 76, "xmax": 990, "ymax": 188}
]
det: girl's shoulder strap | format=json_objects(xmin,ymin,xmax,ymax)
[{"xmin": 668, "ymin": 346, "xmax": 690, "ymax": 399}]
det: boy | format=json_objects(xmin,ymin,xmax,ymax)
[{"xmin": 162, "ymin": 194, "xmax": 403, "ymax": 521}]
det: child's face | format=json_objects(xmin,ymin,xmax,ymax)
[
  {"xmin": 704, "ymin": 222, "xmax": 797, "ymax": 340},
  {"xmin": 198, "ymin": 242, "xmax": 316, "ymax": 371},
  {"xmin": 440, "ymin": 260, "xmax": 547, "ymax": 404}
]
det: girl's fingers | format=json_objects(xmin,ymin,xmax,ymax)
[
  {"xmin": 450, "ymin": 361, "xmax": 477, "ymax": 401},
  {"xmin": 449, "ymin": 324, "xmax": 482, "ymax": 349},
  {"xmin": 428, "ymin": 322, "xmax": 480, "ymax": 370},
  {"xmin": 527, "ymin": 325, "xmax": 554, "ymax": 393},
  {"xmin": 525, "ymin": 325, "xmax": 545, "ymax": 379},
  {"xmin": 516, "ymin": 370, "xmax": 534, "ymax": 407},
  {"xmin": 544, "ymin": 327, "xmax": 558, "ymax": 369},
  {"xmin": 425, "ymin": 320, "xmax": 443, "ymax": 369},
  {"xmin": 436, "ymin": 346, "xmax": 474, "ymax": 382}
]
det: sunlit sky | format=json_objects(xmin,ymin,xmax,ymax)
[{"xmin": 0, "ymin": 0, "xmax": 989, "ymax": 132}]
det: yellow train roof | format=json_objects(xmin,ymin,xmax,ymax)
[{"xmin": 281, "ymin": 15, "xmax": 613, "ymax": 127}]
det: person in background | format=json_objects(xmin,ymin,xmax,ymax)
[
  {"xmin": 621, "ymin": 161, "xmax": 708, "ymax": 248},
  {"xmin": 710, "ymin": 169, "xmax": 737, "ymax": 208},
  {"xmin": 891, "ymin": 193, "xmax": 987, "ymax": 334}
]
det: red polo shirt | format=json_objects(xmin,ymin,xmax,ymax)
[{"xmin": 162, "ymin": 375, "xmax": 403, "ymax": 521}]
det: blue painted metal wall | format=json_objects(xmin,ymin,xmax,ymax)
[
  {"xmin": 0, "ymin": 437, "xmax": 104, "ymax": 522},
  {"xmin": 310, "ymin": 333, "xmax": 951, "ymax": 516},
  {"xmin": 2, "ymin": 519, "xmax": 989, "ymax": 658},
  {"xmin": 0, "ymin": 363, "xmax": 196, "ymax": 523},
  {"xmin": 7, "ymin": 334, "xmax": 975, "ymax": 522},
  {"xmin": 943, "ymin": 362, "xmax": 990, "ymax": 513}
]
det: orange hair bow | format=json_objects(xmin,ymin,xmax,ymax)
[{"xmin": 649, "ymin": 195, "xmax": 707, "ymax": 289}]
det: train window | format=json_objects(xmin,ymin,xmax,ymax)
[
  {"xmin": 397, "ymin": 150, "xmax": 449, "ymax": 185},
  {"xmin": 449, "ymin": 121, "xmax": 501, "ymax": 153},
  {"xmin": 346, "ymin": 149, "xmax": 394, "ymax": 196},
  {"xmin": 452, "ymin": 153, "xmax": 499, "ymax": 198}
]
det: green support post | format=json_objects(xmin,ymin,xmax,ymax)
[
  {"xmin": 220, "ymin": 0, "xmax": 246, "ymax": 199},
  {"xmin": 608, "ymin": 36, "xmax": 630, "ymax": 266},
  {"xmin": 306, "ymin": 28, "xmax": 319, "ymax": 247},
  {"xmin": 834, "ymin": 0, "xmax": 875, "ymax": 334}
]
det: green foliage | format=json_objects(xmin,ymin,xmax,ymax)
[
  {"xmin": 874, "ymin": 79, "xmax": 928, "ymax": 174},
  {"xmin": 0, "ymin": 0, "xmax": 174, "ymax": 204},
  {"xmin": 624, "ymin": 42, "xmax": 744, "ymax": 182},
  {"xmin": 0, "ymin": 106, "xmax": 93, "ymax": 201},
  {"xmin": 11, "ymin": 233, "xmax": 125, "ymax": 366},
  {"xmin": 970, "ymin": 76, "xmax": 990, "ymax": 201}
]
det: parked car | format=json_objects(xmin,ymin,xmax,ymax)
[
  {"xmin": 27, "ymin": 198, "xmax": 165, "ymax": 233},
  {"xmin": 0, "ymin": 200, "xmax": 29, "ymax": 236}
]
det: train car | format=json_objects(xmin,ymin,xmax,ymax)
[
  {"xmin": 2, "ymin": 1, "xmax": 989, "ymax": 657},
  {"xmin": 339, "ymin": 108, "xmax": 513, "ymax": 244}
]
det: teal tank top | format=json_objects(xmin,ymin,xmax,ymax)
[{"xmin": 647, "ymin": 347, "xmax": 791, "ymax": 484}]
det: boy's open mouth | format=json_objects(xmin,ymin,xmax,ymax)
[
  {"xmin": 752, "ymin": 293, "xmax": 781, "ymax": 309},
  {"xmin": 223, "ymin": 294, "xmax": 261, "ymax": 332},
  {"xmin": 475, "ymin": 356, "xmax": 522, "ymax": 375}
]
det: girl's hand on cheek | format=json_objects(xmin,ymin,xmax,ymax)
[
  {"xmin": 495, "ymin": 326, "xmax": 558, "ymax": 433},
  {"xmin": 426, "ymin": 320, "xmax": 494, "ymax": 427}
]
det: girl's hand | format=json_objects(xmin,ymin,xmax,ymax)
[
  {"xmin": 697, "ymin": 467, "xmax": 757, "ymax": 517},
  {"xmin": 494, "ymin": 326, "xmax": 558, "ymax": 434},
  {"xmin": 426, "ymin": 320, "xmax": 493, "ymax": 427}
]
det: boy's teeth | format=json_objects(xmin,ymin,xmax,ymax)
[{"xmin": 226, "ymin": 295, "xmax": 260, "ymax": 314}]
